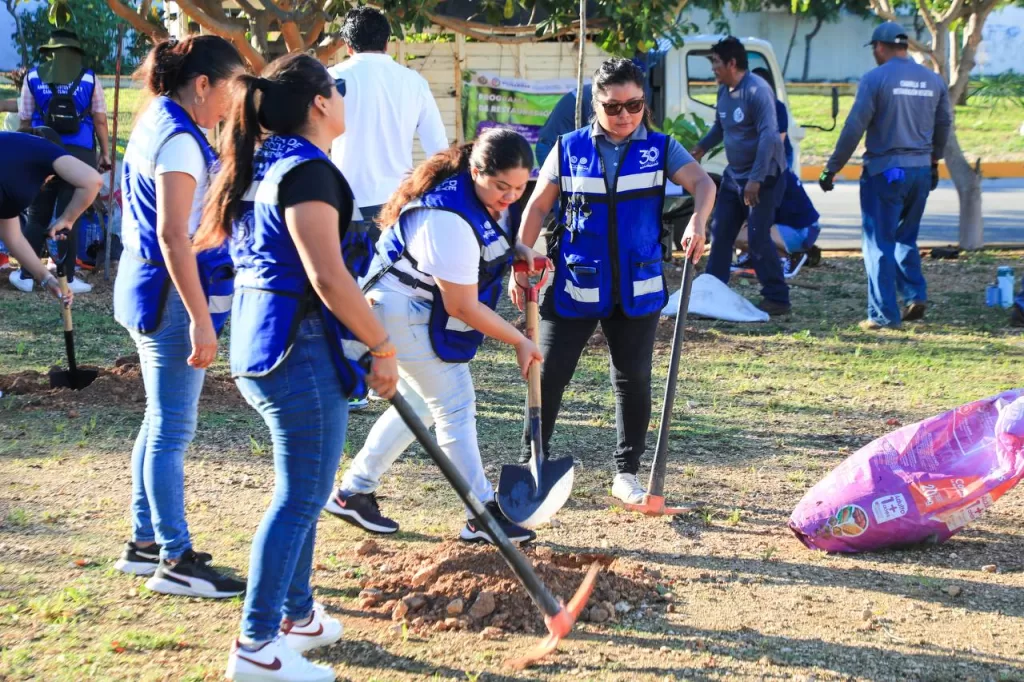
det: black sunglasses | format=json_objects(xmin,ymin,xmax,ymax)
[
  {"xmin": 335, "ymin": 77, "xmax": 346, "ymax": 98},
  {"xmin": 597, "ymin": 98, "xmax": 644, "ymax": 116}
]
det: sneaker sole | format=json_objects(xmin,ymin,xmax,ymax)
[
  {"xmin": 285, "ymin": 622, "xmax": 344, "ymax": 654},
  {"xmin": 323, "ymin": 499, "xmax": 399, "ymax": 535},
  {"xmin": 459, "ymin": 528, "xmax": 534, "ymax": 545},
  {"xmin": 145, "ymin": 575, "xmax": 245, "ymax": 599},
  {"xmin": 785, "ymin": 253, "xmax": 808, "ymax": 279},
  {"xmin": 227, "ymin": 662, "xmax": 336, "ymax": 682},
  {"xmin": 114, "ymin": 558, "xmax": 158, "ymax": 576}
]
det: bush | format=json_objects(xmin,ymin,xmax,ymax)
[{"xmin": 14, "ymin": 1, "xmax": 152, "ymax": 74}]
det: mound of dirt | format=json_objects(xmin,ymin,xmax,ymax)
[
  {"xmin": 350, "ymin": 541, "xmax": 666, "ymax": 636},
  {"xmin": 0, "ymin": 356, "xmax": 244, "ymax": 409}
]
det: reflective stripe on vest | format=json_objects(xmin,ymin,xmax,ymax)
[
  {"xmin": 368, "ymin": 172, "xmax": 514, "ymax": 363},
  {"xmin": 553, "ymin": 127, "xmax": 668, "ymax": 319},
  {"xmin": 229, "ymin": 135, "xmax": 368, "ymax": 398},
  {"xmin": 26, "ymin": 68, "xmax": 95, "ymax": 149},
  {"xmin": 113, "ymin": 96, "xmax": 233, "ymax": 335}
]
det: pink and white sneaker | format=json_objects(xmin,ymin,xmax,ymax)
[
  {"xmin": 225, "ymin": 636, "xmax": 335, "ymax": 682},
  {"xmin": 282, "ymin": 601, "xmax": 343, "ymax": 654}
]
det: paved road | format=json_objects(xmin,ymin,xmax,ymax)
[{"xmin": 810, "ymin": 178, "xmax": 1024, "ymax": 249}]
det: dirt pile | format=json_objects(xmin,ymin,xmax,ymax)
[
  {"xmin": 349, "ymin": 541, "xmax": 667, "ymax": 636},
  {"xmin": 0, "ymin": 355, "xmax": 244, "ymax": 408}
]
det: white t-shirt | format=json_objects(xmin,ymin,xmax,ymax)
[
  {"xmin": 328, "ymin": 53, "xmax": 449, "ymax": 207},
  {"xmin": 154, "ymin": 133, "xmax": 208, "ymax": 236},
  {"xmin": 372, "ymin": 208, "xmax": 509, "ymax": 301}
]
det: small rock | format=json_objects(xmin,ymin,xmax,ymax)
[
  {"xmin": 981, "ymin": 564, "xmax": 997, "ymax": 574},
  {"xmin": 600, "ymin": 540, "xmax": 610, "ymax": 549},
  {"xmin": 388, "ymin": 624, "xmax": 403, "ymax": 636},
  {"xmin": 381, "ymin": 599, "xmax": 397, "ymax": 612},
  {"xmin": 359, "ymin": 598, "xmax": 378, "ymax": 610},
  {"xmin": 577, "ymin": 607, "xmax": 590, "ymax": 622},
  {"xmin": 695, "ymin": 639, "xmax": 706, "ymax": 651},
  {"xmin": 601, "ymin": 601, "xmax": 617, "ymax": 621},
  {"xmin": 589, "ymin": 606, "xmax": 610, "ymax": 623},
  {"xmin": 490, "ymin": 612, "xmax": 509, "ymax": 628},
  {"xmin": 615, "ymin": 601, "xmax": 633, "ymax": 614},
  {"xmin": 446, "ymin": 598, "xmax": 464, "ymax": 616},
  {"xmin": 434, "ymin": 620, "xmax": 449, "ymax": 632},
  {"xmin": 127, "ymin": 587, "xmax": 138, "ymax": 597},
  {"xmin": 861, "ymin": 608, "xmax": 873, "ymax": 621},
  {"xmin": 480, "ymin": 626, "xmax": 504, "ymax": 640},
  {"xmin": 402, "ymin": 594, "xmax": 426, "ymax": 611},
  {"xmin": 378, "ymin": 563, "xmax": 392, "ymax": 574},
  {"xmin": 666, "ymin": 604, "xmax": 676, "ymax": 613},
  {"xmin": 355, "ymin": 539, "xmax": 379, "ymax": 556},
  {"xmin": 358, "ymin": 588, "xmax": 383, "ymax": 603},
  {"xmin": 392, "ymin": 601, "xmax": 409, "ymax": 621},
  {"xmin": 444, "ymin": 617, "xmax": 461, "ymax": 630},
  {"xmin": 945, "ymin": 586, "xmax": 963, "ymax": 598},
  {"xmin": 549, "ymin": 518, "xmax": 562, "ymax": 528},
  {"xmin": 469, "ymin": 591, "xmax": 497, "ymax": 619},
  {"xmin": 67, "ymin": 409, "xmax": 80, "ymax": 419},
  {"xmin": 660, "ymin": 646, "xmax": 671, "ymax": 653},
  {"xmin": 534, "ymin": 546, "xmax": 554, "ymax": 560},
  {"xmin": 759, "ymin": 655, "xmax": 772, "ymax": 666},
  {"xmin": 411, "ymin": 617, "xmax": 425, "ymax": 628},
  {"xmin": 412, "ymin": 564, "xmax": 440, "ymax": 588}
]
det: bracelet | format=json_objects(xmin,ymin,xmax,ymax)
[
  {"xmin": 369, "ymin": 347, "xmax": 396, "ymax": 359},
  {"xmin": 370, "ymin": 337, "xmax": 390, "ymax": 353}
]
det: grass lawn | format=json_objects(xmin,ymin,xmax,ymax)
[{"xmin": 1, "ymin": 252, "xmax": 1023, "ymax": 681}]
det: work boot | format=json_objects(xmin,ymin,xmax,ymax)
[
  {"xmin": 902, "ymin": 301, "xmax": 926, "ymax": 322},
  {"xmin": 757, "ymin": 299, "xmax": 792, "ymax": 316}
]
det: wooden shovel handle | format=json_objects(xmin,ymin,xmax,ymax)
[
  {"xmin": 57, "ymin": 276, "xmax": 73, "ymax": 332},
  {"xmin": 526, "ymin": 297, "xmax": 541, "ymax": 410}
]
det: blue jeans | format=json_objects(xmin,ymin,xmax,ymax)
[
  {"xmin": 859, "ymin": 167, "xmax": 930, "ymax": 326},
  {"xmin": 128, "ymin": 289, "xmax": 205, "ymax": 561},
  {"xmin": 236, "ymin": 316, "xmax": 349, "ymax": 642},
  {"xmin": 707, "ymin": 172, "xmax": 789, "ymax": 305}
]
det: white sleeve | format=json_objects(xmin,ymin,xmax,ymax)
[
  {"xmin": 155, "ymin": 134, "xmax": 206, "ymax": 181},
  {"xmin": 408, "ymin": 211, "xmax": 480, "ymax": 285},
  {"xmin": 416, "ymin": 77, "xmax": 449, "ymax": 157}
]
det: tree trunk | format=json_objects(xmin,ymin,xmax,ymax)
[
  {"xmin": 950, "ymin": 28, "xmax": 969, "ymax": 105},
  {"xmin": 801, "ymin": 16, "xmax": 825, "ymax": 82},
  {"xmin": 5, "ymin": 0, "xmax": 28, "ymax": 67},
  {"xmin": 945, "ymin": 132, "xmax": 984, "ymax": 250},
  {"xmin": 782, "ymin": 14, "xmax": 800, "ymax": 78}
]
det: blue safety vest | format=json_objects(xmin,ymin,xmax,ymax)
[
  {"xmin": 229, "ymin": 135, "xmax": 368, "ymax": 398},
  {"xmin": 114, "ymin": 96, "xmax": 234, "ymax": 335},
  {"xmin": 26, "ymin": 67, "xmax": 96, "ymax": 150},
  {"xmin": 555, "ymin": 127, "xmax": 668, "ymax": 319},
  {"xmin": 367, "ymin": 172, "xmax": 515, "ymax": 363}
]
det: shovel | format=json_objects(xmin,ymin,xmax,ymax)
[
  {"xmin": 616, "ymin": 257, "xmax": 696, "ymax": 516},
  {"xmin": 48, "ymin": 240, "xmax": 97, "ymax": 390},
  {"xmin": 497, "ymin": 257, "xmax": 575, "ymax": 529},
  {"xmin": 388, "ymin": 391, "xmax": 598, "ymax": 669}
]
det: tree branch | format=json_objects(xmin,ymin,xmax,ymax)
[
  {"xmin": 103, "ymin": 0, "xmax": 168, "ymax": 41},
  {"xmin": 315, "ymin": 32, "xmax": 347, "ymax": 63},
  {"xmin": 304, "ymin": 16, "xmax": 327, "ymax": 50},
  {"xmin": 423, "ymin": 12, "xmax": 604, "ymax": 44},
  {"xmin": 174, "ymin": 0, "xmax": 266, "ymax": 69},
  {"xmin": 868, "ymin": 0, "xmax": 934, "ymax": 59},
  {"xmin": 915, "ymin": 0, "xmax": 939, "ymax": 35},
  {"xmin": 938, "ymin": 0, "xmax": 968, "ymax": 25}
]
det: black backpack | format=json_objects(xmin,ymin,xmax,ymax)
[{"xmin": 44, "ymin": 69, "xmax": 89, "ymax": 135}]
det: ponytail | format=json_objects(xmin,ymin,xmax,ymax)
[
  {"xmin": 193, "ymin": 75, "xmax": 263, "ymax": 251},
  {"xmin": 135, "ymin": 35, "xmax": 244, "ymax": 96},
  {"xmin": 377, "ymin": 126, "xmax": 533, "ymax": 229}
]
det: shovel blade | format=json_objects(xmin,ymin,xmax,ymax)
[
  {"xmin": 497, "ymin": 456, "xmax": 574, "ymax": 529},
  {"xmin": 48, "ymin": 368, "xmax": 98, "ymax": 391}
]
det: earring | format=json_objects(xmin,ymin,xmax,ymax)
[{"xmin": 195, "ymin": 94, "xmax": 206, "ymax": 107}]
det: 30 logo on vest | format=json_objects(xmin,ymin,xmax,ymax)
[
  {"xmin": 733, "ymin": 108, "xmax": 745, "ymax": 123},
  {"xmin": 638, "ymin": 147, "xmax": 660, "ymax": 169}
]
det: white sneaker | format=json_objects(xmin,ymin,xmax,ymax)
[
  {"xmin": 67, "ymin": 278, "xmax": 93, "ymax": 294},
  {"xmin": 226, "ymin": 636, "xmax": 335, "ymax": 682},
  {"xmin": 283, "ymin": 601, "xmax": 343, "ymax": 653},
  {"xmin": 9, "ymin": 269, "xmax": 34, "ymax": 293},
  {"xmin": 612, "ymin": 473, "xmax": 647, "ymax": 505}
]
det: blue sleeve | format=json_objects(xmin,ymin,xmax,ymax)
[
  {"xmin": 665, "ymin": 137, "xmax": 696, "ymax": 177},
  {"xmin": 932, "ymin": 80, "xmax": 952, "ymax": 162},
  {"xmin": 749, "ymin": 86, "xmax": 780, "ymax": 183},
  {"xmin": 698, "ymin": 119, "xmax": 723, "ymax": 152},
  {"xmin": 827, "ymin": 74, "xmax": 877, "ymax": 173},
  {"xmin": 537, "ymin": 91, "xmax": 580, "ymax": 155},
  {"xmin": 776, "ymin": 101, "xmax": 789, "ymax": 134}
]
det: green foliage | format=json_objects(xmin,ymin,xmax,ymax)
[
  {"xmin": 16, "ymin": 1, "xmax": 152, "ymax": 73},
  {"xmin": 658, "ymin": 113, "xmax": 724, "ymax": 162},
  {"xmin": 969, "ymin": 73, "xmax": 1024, "ymax": 110}
]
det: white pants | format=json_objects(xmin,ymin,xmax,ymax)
[{"xmin": 341, "ymin": 290, "xmax": 493, "ymax": 516}]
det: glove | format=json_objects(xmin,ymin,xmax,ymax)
[
  {"xmin": 818, "ymin": 170, "xmax": 835, "ymax": 193},
  {"xmin": 931, "ymin": 163, "xmax": 940, "ymax": 191}
]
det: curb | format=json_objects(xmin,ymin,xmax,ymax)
[{"xmin": 800, "ymin": 162, "xmax": 1024, "ymax": 182}]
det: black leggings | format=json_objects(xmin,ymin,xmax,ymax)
[
  {"xmin": 524, "ymin": 296, "xmax": 659, "ymax": 475},
  {"xmin": 23, "ymin": 144, "xmax": 96, "ymax": 281}
]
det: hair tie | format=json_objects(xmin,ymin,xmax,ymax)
[{"xmin": 254, "ymin": 77, "xmax": 273, "ymax": 91}]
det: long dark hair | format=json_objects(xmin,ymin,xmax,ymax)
[
  {"xmin": 194, "ymin": 53, "xmax": 335, "ymax": 251},
  {"xmin": 591, "ymin": 57, "xmax": 654, "ymax": 129},
  {"xmin": 133, "ymin": 35, "xmax": 244, "ymax": 120},
  {"xmin": 376, "ymin": 127, "xmax": 533, "ymax": 230}
]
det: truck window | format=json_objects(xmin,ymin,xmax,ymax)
[{"xmin": 686, "ymin": 50, "xmax": 776, "ymax": 107}]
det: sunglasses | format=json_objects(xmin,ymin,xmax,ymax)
[
  {"xmin": 597, "ymin": 98, "xmax": 645, "ymax": 116},
  {"xmin": 335, "ymin": 77, "xmax": 346, "ymax": 98}
]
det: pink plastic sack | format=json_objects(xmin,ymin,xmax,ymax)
[{"xmin": 790, "ymin": 389, "xmax": 1024, "ymax": 553}]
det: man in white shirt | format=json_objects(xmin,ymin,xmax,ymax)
[{"xmin": 329, "ymin": 6, "xmax": 448, "ymax": 231}]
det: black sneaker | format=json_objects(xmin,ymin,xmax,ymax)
[
  {"xmin": 145, "ymin": 549, "xmax": 245, "ymax": 599},
  {"xmin": 902, "ymin": 301, "xmax": 927, "ymax": 322},
  {"xmin": 460, "ymin": 501, "xmax": 536, "ymax": 545},
  {"xmin": 324, "ymin": 490, "xmax": 399, "ymax": 534},
  {"xmin": 114, "ymin": 541, "xmax": 212, "ymax": 576}
]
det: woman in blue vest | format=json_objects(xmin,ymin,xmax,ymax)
[
  {"xmin": 512, "ymin": 58, "xmax": 717, "ymax": 505},
  {"xmin": 112, "ymin": 36, "xmax": 247, "ymax": 599},
  {"xmin": 323, "ymin": 127, "xmax": 544, "ymax": 545},
  {"xmin": 193, "ymin": 53, "xmax": 399, "ymax": 682}
]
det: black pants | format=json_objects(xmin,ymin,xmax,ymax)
[
  {"xmin": 524, "ymin": 296, "xmax": 660, "ymax": 475},
  {"xmin": 23, "ymin": 144, "xmax": 96, "ymax": 282}
]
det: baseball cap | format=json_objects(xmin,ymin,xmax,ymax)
[{"xmin": 866, "ymin": 21, "xmax": 909, "ymax": 46}]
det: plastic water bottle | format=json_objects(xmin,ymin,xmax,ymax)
[
  {"xmin": 986, "ymin": 284, "xmax": 1000, "ymax": 307},
  {"xmin": 998, "ymin": 266, "xmax": 1015, "ymax": 309}
]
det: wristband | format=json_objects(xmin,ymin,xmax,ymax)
[{"xmin": 369, "ymin": 347, "xmax": 396, "ymax": 359}]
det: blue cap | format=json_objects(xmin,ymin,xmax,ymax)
[{"xmin": 867, "ymin": 21, "xmax": 910, "ymax": 46}]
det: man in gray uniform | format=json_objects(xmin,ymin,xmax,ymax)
[
  {"xmin": 821, "ymin": 21, "xmax": 952, "ymax": 330},
  {"xmin": 693, "ymin": 37, "xmax": 790, "ymax": 315}
]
